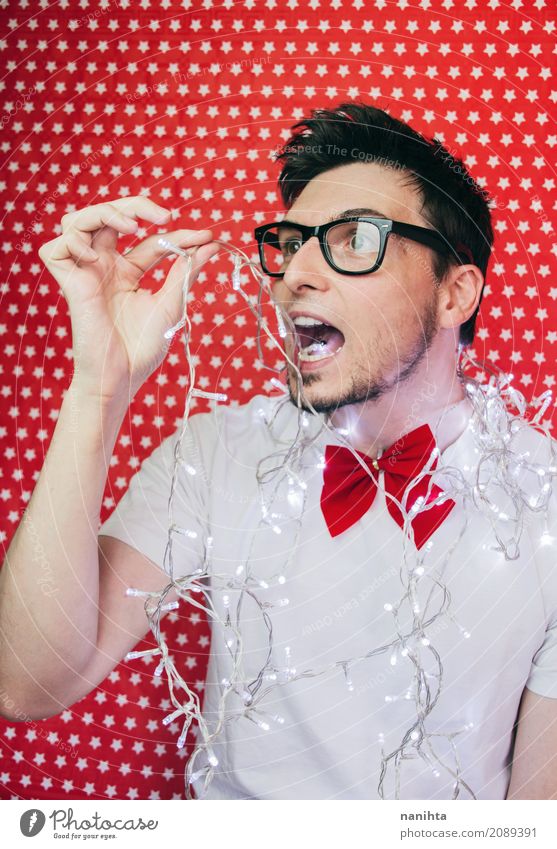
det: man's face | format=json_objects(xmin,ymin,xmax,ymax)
[{"xmin": 270, "ymin": 161, "xmax": 442, "ymax": 415}]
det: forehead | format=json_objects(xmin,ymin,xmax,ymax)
[{"xmin": 286, "ymin": 161, "xmax": 427, "ymax": 227}]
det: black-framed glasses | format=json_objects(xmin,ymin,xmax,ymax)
[{"xmin": 254, "ymin": 216, "xmax": 474, "ymax": 278}]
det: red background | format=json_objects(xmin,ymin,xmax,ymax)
[{"xmin": 1, "ymin": 0, "xmax": 556, "ymax": 800}]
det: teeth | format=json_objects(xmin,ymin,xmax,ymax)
[{"xmin": 293, "ymin": 316, "xmax": 328, "ymax": 327}]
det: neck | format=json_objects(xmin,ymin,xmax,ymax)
[{"xmin": 326, "ymin": 351, "xmax": 470, "ymax": 458}]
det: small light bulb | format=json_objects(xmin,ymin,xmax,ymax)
[
  {"xmin": 287, "ymin": 488, "xmax": 303, "ymax": 509},
  {"xmin": 162, "ymin": 707, "xmax": 183, "ymax": 726}
]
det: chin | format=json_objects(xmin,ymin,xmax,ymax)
[
  {"xmin": 287, "ymin": 362, "xmax": 392, "ymax": 416},
  {"xmin": 286, "ymin": 371, "xmax": 350, "ymax": 415}
]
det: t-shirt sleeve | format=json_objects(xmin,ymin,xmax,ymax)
[
  {"xmin": 98, "ymin": 414, "xmax": 212, "ymax": 580},
  {"xmin": 526, "ymin": 622, "xmax": 557, "ymax": 699},
  {"xmin": 525, "ymin": 436, "xmax": 557, "ymax": 699},
  {"xmin": 526, "ymin": 616, "xmax": 557, "ymax": 698}
]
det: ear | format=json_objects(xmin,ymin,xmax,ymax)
[{"xmin": 437, "ymin": 264, "xmax": 484, "ymax": 333}]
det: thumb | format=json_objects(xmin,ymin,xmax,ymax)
[
  {"xmin": 154, "ymin": 241, "xmax": 221, "ymax": 316},
  {"xmin": 189, "ymin": 239, "xmax": 222, "ymax": 282}
]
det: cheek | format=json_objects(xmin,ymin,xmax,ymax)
[
  {"xmin": 342, "ymin": 286, "xmax": 399, "ymax": 341},
  {"xmin": 346, "ymin": 300, "xmax": 415, "ymax": 358},
  {"xmin": 269, "ymin": 282, "xmax": 285, "ymax": 313},
  {"xmin": 270, "ymin": 278, "xmax": 289, "ymax": 297}
]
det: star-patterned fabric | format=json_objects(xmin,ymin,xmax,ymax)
[{"xmin": 1, "ymin": 0, "xmax": 556, "ymax": 801}]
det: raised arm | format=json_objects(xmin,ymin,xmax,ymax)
[{"xmin": 0, "ymin": 197, "xmax": 219, "ymax": 721}]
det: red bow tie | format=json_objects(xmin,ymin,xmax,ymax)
[{"xmin": 320, "ymin": 423, "xmax": 455, "ymax": 550}]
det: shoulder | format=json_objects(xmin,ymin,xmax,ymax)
[
  {"xmin": 459, "ymin": 404, "xmax": 556, "ymax": 482},
  {"xmin": 508, "ymin": 418, "xmax": 556, "ymax": 465},
  {"xmin": 506, "ymin": 419, "xmax": 557, "ymax": 513},
  {"xmin": 509, "ymin": 419, "xmax": 557, "ymax": 596}
]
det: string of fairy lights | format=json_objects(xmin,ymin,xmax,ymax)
[{"xmin": 124, "ymin": 240, "xmax": 557, "ymax": 800}]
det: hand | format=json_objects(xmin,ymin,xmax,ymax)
[{"xmin": 38, "ymin": 197, "xmax": 220, "ymax": 403}]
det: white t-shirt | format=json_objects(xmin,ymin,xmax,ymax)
[{"xmin": 99, "ymin": 391, "xmax": 557, "ymax": 800}]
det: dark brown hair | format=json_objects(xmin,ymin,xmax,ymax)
[{"xmin": 274, "ymin": 101, "xmax": 494, "ymax": 346}]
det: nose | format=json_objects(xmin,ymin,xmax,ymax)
[{"xmin": 281, "ymin": 235, "xmax": 332, "ymax": 296}]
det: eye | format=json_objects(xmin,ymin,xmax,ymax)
[
  {"xmin": 348, "ymin": 230, "xmax": 374, "ymax": 252},
  {"xmin": 281, "ymin": 237, "xmax": 302, "ymax": 257}
]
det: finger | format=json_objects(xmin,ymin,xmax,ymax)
[
  {"xmin": 44, "ymin": 231, "xmax": 99, "ymax": 264},
  {"xmin": 154, "ymin": 241, "xmax": 221, "ymax": 318},
  {"xmin": 61, "ymin": 198, "xmax": 171, "ymax": 239},
  {"xmin": 90, "ymin": 219, "xmax": 127, "ymax": 255},
  {"xmin": 65, "ymin": 232, "xmax": 100, "ymax": 264},
  {"xmin": 189, "ymin": 240, "xmax": 222, "ymax": 280},
  {"xmin": 82, "ymin": 199, "xmax": 171, "ymax": 255},
  {"xmin": 109, "ymin": 196, "xmax": 172, "ymax": 224},
  {"xmin": 122, "ymin": 228, "xmax": 216, "ymax": 276},
  {"xmin": 61, "ymin": 203, "xmax": 139, "ymax": 236},
  {"xmin": 61, "ymin": 197, "xmax": 170, "ymax": 232}
]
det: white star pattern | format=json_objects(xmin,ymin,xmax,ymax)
[{"xmin": 1, "ymin": 0, "xmax": 556, "ymax": 802}]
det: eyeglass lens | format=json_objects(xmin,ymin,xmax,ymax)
[{"xmin": 261, "ymin": 220, "xmax": 382, "ymax": 274}]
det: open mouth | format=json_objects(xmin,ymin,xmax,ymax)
[{"xmin": 292, "ymin": 315, "xmax": 345, "ymax": 363}]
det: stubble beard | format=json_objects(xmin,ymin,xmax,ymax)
[{"xmin": 286, "ymin": 291, "xmax": 440, "ymax": 416}]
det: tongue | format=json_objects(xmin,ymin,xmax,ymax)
[{"xmin": 297, "ymin": 323, "xmax": 345, "ymax": 355}]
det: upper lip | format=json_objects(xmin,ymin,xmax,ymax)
[{"xmin": 287, "ymin": 309, "xmax": 340, "ymax": 329}]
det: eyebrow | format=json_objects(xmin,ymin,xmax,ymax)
[
  {"xmin": 326, "ymin": 207, "xmax": 388, "ymax": 222},
  {"xmin": 281, "ymin": 207, "xmax": 389, "ymax": 228}
]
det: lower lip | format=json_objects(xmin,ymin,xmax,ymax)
[{"xmin": 295, "ymin": 344, "xmax": 344, "ymax": 373}]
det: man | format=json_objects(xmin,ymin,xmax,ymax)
[{"xmin": 1, "ymin": 102, "xmax": 556, "ymax": 800}]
